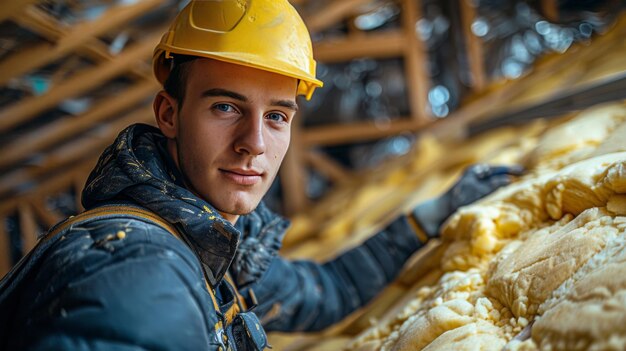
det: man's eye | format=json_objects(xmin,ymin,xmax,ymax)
[
  {"xmin": 266, "ymin": 112, "xmax": 287, "ymax": 123},
  {"xmin": 214, "ymin": 103, "xmax": 235, "ymax": 112}
]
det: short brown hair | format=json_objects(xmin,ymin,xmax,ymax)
[{"xmin": 163, "ymin": 55, "xmax": 198, "ymax": 107}]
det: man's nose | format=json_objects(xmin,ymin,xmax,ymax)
[{"xmin": 234, "ymin": 114, "xmax": 266, "ymax": 156}]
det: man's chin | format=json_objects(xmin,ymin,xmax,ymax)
[{"xmin": 215, "ymin": 199, "xmax": 260, "ymax": 217}]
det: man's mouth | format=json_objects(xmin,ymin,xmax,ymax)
[{"xmin": 220, "ymin": 168, "xmax": 263, "ymax": 186}]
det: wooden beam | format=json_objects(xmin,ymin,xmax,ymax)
[
  {"xmin": 0, "ymin": 79, "xmax": 158, "ymax": 169},
  {"xmin": 540, "ymin": 0, "xmax": 559, "ymax": 22},
  {"xmin": 305, "ymin": 0, "xmax": 371, "ymax": 33},
  {"xmin": 280, "ymin": 119, "xmax": 308, "ymax": 216},
  {"xmin": 18, "ymin": 202, "xmax": 38, "ymax": 254},
  {"xmin": 0, "ymin": 30, "xmax": 162, "ymax": 133},
  {"xmin": 401, "ymin": 0, "xmax": 430, "ymax": 121},
  {"xmin": 0, "ymin": 106, "xmax": 154, "ymax": 197},
  {"xmin": 0, "ymin": 0, "xmax": 39, "ymax": 23},
  {"xmin": 13, "ymin": 6, "xmax": 152, "ymax": 81},
  {"xmin": 459, "ymin": 0, "xmax": 486, "ymax": 91},
  {"xmin": 74, "ymin": 176, "xmax": 85, "ymax": 213},
  {"xmin": 0, "ymin": 0, "xmax": 162, "ymax": 86},
  {"xmin": 0, "ymin": 215, "xmax": 11, "ymax": 277},
  {"xmin": 12, "ymin": 6, "xmax": 61, "ymax": 37},
  {"xmin": 0, "ymin": 161, "xmax": 95, "ymax": 217},
  {"xmin": 314, "ymin": 29, "xmax": 405, "ymax": 63},
  {"xmin": 301, "ymin": 117, "xmax": 430, "ymax": 147},
  {"xmin": 304, "ymin": 149, "xmax": 351, "ymax": 184},
  {"xmin": 30, "ymin": 199, "xmax": 62, "ymax": 229}
]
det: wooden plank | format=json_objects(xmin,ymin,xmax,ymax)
[
  {"xmin": 314, "ymin": 29, "xmax": 405, "ymax": 63},
  {"xmin": 0, "ymin": 0, "xmax": 39, "ymax": 23},
  {"xmin": 12, "ymin": 6, "xmax": 61, "ymax": 37},
  {"xmin": 401, "ymin": 0, "xmax": 430, "ymax": 122},
  {"xmin": 0, "ymin": 0, "xmax": 162, "ymax": 86},
  {"xmin": 301, "ymin": 117, "xmax": 430, "ymax": 147},
  {"xmin": 18, "ymin": 202, "xmax": 38, "ymax": 254},
  {"xmin": 0, "ymin": 106, "xmax": 154, "ymax": 197},
  {"xmin": 30, "ymin": 199, "xmax": 62, "ymax": 229},
  {"xmin": 459, "ymin": 0, "xmax": 486, "ymax": 91},
  {"xmin": 540, "ymin": 0, "xmax": 559, "ymax": 22},
  {"xmin": 0, "ymin": 79, "xmax": 158, "ymax": 169},
  {"xmin": 305, "ymin": 0, "xmax": 370, "ymax": 33},
  {"xmin": 0, "ymin": 30, "xmax": 162, "ymax": 133},
  {"xmin": 74, "ymin": 177, "xmax": 85, "ymax": 214},
  {"xmin": 13, "ymin": 6, "xmax": 151, "ymax": 81},
  {"xmin": 0, "ymin": 215, "xmax": 11, "ymax": 277},
  {"xmin": 304, "ymin": 149, "xmax": 351, "ymax": 184},
  {"xmin": 280, "ymin": 121, "xmax": 308, "ymax": 216},
  {"xmin": 0, "ymin": 162, "xmax": 95, "ymax": 217}
]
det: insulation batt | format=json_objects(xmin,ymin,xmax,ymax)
[{"xmin": 348, "ymin": 101, "xmax": 626, "ymax": 351}]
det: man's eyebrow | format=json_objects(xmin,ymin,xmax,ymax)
[
  {"xmin": 201, "ymin": 88, "xmax": 298, "ymax": 111},
  {"xmin": 272, "ymin": 99, "xmax": 298, "ymax": 112},
  {"xmin": 201, "ymin": 88, "xmax": 247, "ymax": 102}
]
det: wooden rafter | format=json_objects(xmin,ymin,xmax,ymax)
[
  {"xmin": 304, "ymin": 149, "xmax": 351, "ymax": 184},
  {"xmin": 0, "ymin": 160, "xmax": 95, "ymax": 217},
  {"xmin": 314, "ymin": 29, "xmax": 405, "ymax": 62},
  {"xmin": 30, "ymin": 198, "xmax": 63, "ymax": 229},
  {"xmin": 0, "ymin": 79, "xmax": 158, "ymax": 169},
  {"xmin": 0, "ymin": 30, "xmax": 163, "ymax": 133},
  {"xmin": 540, "ymin": 0, "xmax": 559, "ymax": 22},
  {"xmin": 18, "ymin": 202, "xmax": 38, "ymax": 254},
  {"xmin": 459, "ymin": 0, "xmax": 486, "ymax": 91},
  {"xmin": 280, "ymin": 120, "xmax": 309, "ymax": 216},
  {"xmin": 0, "ymin": 215, "xmax": 10, "ymax": 276},
  {"xmin": 401, "ymin": 0, "xmax": 430, "ymax": 121},
  {"xmin": 305, "ymin": 0, "xmax": 371, "ymax": 33},
  {"xmin": 0, "ymin": 0, "xmax": 40, "ymax": 23},
  {"xmin": 301, "ymin": 118, "xmax": 429, "ymax": 147},
  {"xmin": 13, "ymin": 6, "xmax": 151, "ymax": 81},
  {"xmin": 74, "ymin": 177, "xmax": 85, "ymax": 213},
  {"xmin": 0, "ymin": 106, "xmax": 154, "ymax": 197},
  {"xmin": 0, "ymin": 0, "xmax": 162, "ymax": 86}
]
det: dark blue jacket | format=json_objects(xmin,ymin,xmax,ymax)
[{"xmin": 0, "ymin": 124, "xmax": 422, "ymax": 350}]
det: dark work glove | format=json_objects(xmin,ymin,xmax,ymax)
[{"xmin": 410, "ymin": 164, "xmax": 525, "ymax": 240}]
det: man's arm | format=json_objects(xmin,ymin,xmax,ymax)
[
  {"xmin": 241, "ymin": 216, "xmax": 421, "ymax": 332},
  {"xmin": 241, "ymin": 164, "xmax": 522, "ymax": 332}
]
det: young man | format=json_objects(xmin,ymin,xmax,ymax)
[{"xmin": 0, "ymin": 1, "xmax": 520, "ymax": 350}]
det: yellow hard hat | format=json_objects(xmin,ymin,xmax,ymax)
[{"xmin": 153, "ymin": 0, "xmax": 323, "ymax": 100}]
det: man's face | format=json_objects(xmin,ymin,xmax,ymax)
[{"xmin": 165, "ymin": 58, "xmax": 298, "ymax": 223}]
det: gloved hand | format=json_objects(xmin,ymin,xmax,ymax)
[{"xmin": 410, "ymin": 164, "xmax": 525, "ymax": 240}]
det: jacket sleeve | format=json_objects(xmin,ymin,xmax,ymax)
[
  {"xmin": 242, "ymin": 215, "xmax": 423, "ymax": 332},
  {"xmin": 12, "ymin": 220, "xmax": 224, "ymax": 351}
]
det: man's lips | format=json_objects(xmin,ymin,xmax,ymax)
[{"xmin": 220, "ymin": 168, "xmax": 263, "ymax": 186}]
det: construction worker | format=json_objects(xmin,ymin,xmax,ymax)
[{"xmin": 0, "ymin": 1, "xmax": 522, "ymax": 350}]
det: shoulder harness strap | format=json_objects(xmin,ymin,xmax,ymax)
[{"xmin": 44, "ymin": 205, "xmax": 249, "ymax": 330}]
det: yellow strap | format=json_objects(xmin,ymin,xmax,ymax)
[
  {"xmin": 225, "ymin": 272, "xmax": 247, "ymax": 310},
  {"xmin": 47, "ymin": 205, "xmax": 180, "ymax": 241},
  {"xmin": 47, "ymin": 205, "xmax": 224, "ymax": 329},
  {"xmin": 406, "ymin": 214, "xmax": 430, "ymax": 244},
  {"xmin": 220, "ymin": 272, "xmax": 247, "ymax": 325}
]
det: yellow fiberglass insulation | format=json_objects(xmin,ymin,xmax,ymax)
[{"xmin": 347, "ymin": 101, "xmax": 626, "ymax": 351}]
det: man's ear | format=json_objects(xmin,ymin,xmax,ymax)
[{"xmin": 153, "ymin": 90, "xmax": 178, "ymax": 139}]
